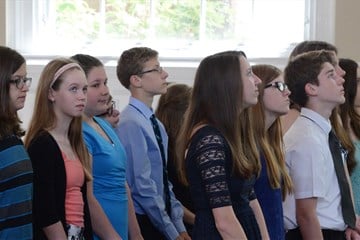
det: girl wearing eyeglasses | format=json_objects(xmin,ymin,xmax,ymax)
[
  {"xmin": 251, "ymin": 64, "xmax": 293, "ymax": 240},
  {"xmin": 0, "ymin": 46, "xmax": 33, "ymax": 239}
]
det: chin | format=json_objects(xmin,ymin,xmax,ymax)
[
  {"xmin": 339, "ymin": 97, "xmax": 346, "ymax": 104},
  {"xmin": 16, "ymin": 105, "xmax": 25, "ymax": 111}
]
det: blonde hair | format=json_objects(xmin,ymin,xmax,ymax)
[{"xmin": 25, "ymin": 58, "xmax": 92, "ymax": 180}]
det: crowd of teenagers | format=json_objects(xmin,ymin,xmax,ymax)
[{"xmin": 1, "ymin": 40, "xmax": 360, "ymax": 240}]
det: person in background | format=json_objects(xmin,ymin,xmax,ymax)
[
  {"xmin": 155, "ymin": 83, "xmax": 195, "ymax": 236},
  {"xmin": 71, "ymin": 53, "xmax": 142, "ymax": 240},
  {"xmin": 115, "ymin": 47, "xmax": 190, "ymax": 240},
  {"xmin": 339, "ymin": 58, "xmax": 360, "ymax": 214},
  {"xmin": 251, "ymin": 64, "xmax": 293, "ymax": 240},
  {"xmin": 280, "ymin": 40, "xmax": 356, "ymax": 176},
  {"xmin": 25, "ymin": 58, "xmax": 93, "ymax": 239},
  {"xmin": 97, "ymin": 95, "xmax": 120, "ymax": 128},
  {"xmin": 282, "ymin": 50, "xmax": 360, "ymax": 239},
  {"xmin": 0, "ymin": 46, "xmax": 33, "ymax": 239},
  {"xmin": 176, "ymin": 50, "xmax": 269, "ymax": 239}
]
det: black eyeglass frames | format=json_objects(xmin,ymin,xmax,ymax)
[
  {"xmin": 9, "ymin": 77, "xmax": 32, "ymax": 89},
  {"xmin": 264, "ymin": 81, "xmax": 288, "ymax": 92},
  {"xmin": 137, "ymin": 66, "xmax": 163, "ymax": 75}
]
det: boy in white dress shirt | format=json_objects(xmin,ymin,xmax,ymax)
[{"xmin": 283, "ymin": 50, "xmax": 360, "ymax": 240}]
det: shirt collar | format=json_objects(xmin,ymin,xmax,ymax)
[
  {"xmin": 129, "ymin": 96, "xmax": 154, "ymax": 119},
  {"xmin": 300, "ymin": 107, "xmax": 332, "ymax": 134}
]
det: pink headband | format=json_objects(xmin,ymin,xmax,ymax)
[{"xmin": 50, "ymin": 62, "xmax": 82, "ymax": 88}]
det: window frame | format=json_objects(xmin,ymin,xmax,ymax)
[{"xmin": 6, "ymin": 0, "xmax": 335, "ymax": 67}]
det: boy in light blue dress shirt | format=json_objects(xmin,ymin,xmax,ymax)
[{"xmin": 115, "ymin": 47, "xmax": 190, "ymax": 240}]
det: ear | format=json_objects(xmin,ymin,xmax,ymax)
[
  {"xmin": 48, "ymin": 88, "xmax": 56, "ymax": 102},
  {"xmin": 305, "ymin": 83, "xmax": 318, "ymax": 96},
  {"xmin": 129, "ymin": 75, "xmax": 142, "ymax": 88}
]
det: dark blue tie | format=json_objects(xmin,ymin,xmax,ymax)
[
  {"xmin": 150, "ymin": 114, "xmax": 171, "ymax": 216},
  {"xmin": 328, "ymin": 130, "xmax": 356, "ymax": 228}
]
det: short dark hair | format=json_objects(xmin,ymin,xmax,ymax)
[
  {"xmin": 70, "ymin": 54, "xmax": 103, "ymax": 77},
  {"xmin": 116, "ymin": 47, "xmax": 158, "ymax": 89},
  {"xmin": 285, "ymin": 50, "xmax": 336, "ymax": 107}
]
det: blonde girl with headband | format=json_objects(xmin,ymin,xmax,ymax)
[{"xmin": 25, "ymin": 58, "xmax": 95, "ymax": 239}]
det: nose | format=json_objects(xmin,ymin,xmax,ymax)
[
  {"xmin": 336, "ymin": 65, "xmax": 346, "ymax": 77},
  {"xmin": 162, "ymin": 69, "xmax": 169, "ymax": 79},
  {"xmin": 79, "ymin": 89, "xmax": 87, "ymax": 101},
  {"xmin": 101, "ymin": 84, "xmax": 110, "ymax": 96},
  {"xmin": 22, "ymin": 83, "xmax": 30, "ymax": 92},
  {"xmin": 254, "ymin": 74, "xmax": 262, "ymax": 85},
  {"xmin": 284, "ymin": 88, "xmax": 291, "ymax": 96},
  {"xmin": 338, "ymin": 76, "xmax": 345, "ymax": 85}
]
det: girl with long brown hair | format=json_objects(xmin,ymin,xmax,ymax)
[
  {"xmin": 0, "ymin": 46, "xmax": 33, "ymax": 239},
  {"xmin": 176, "ymin": 51, "xmax": 269, "ymax": 239}
]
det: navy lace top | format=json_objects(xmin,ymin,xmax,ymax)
[{"xmin": 186, "ymin": 125, "xmax": 261, "ymax": 239}]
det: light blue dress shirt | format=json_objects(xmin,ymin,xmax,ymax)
[{"xmin": 115, "ymin": 97, "xmax": 185, "ymax": 240}]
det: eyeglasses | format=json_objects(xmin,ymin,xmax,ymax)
[
  {"xmin": 264, "ymin": 81, "xmax": 288, "ymax": 92},
  {"xmin": 9, "ymin": 77, "xmax": 32, "ymax": 89},
  {"xmin": 138, "ymin": 66, "xmax": 163, "ymax": 75}
]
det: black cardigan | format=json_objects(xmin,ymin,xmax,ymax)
[{"xmin": 27, "ymin": 131, "xmax": 93, "ymax": 239}]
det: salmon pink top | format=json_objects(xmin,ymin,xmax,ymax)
[{"xmin": 62, "ymin": 152, "xmax": 85, "ymax": 227}]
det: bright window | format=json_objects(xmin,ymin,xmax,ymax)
[{"xmin": 6, "ymin": 0, "xmax": 335, "ymax": 61}]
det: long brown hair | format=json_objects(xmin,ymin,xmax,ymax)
[
  {"xmin": 0, "ymin": 46, "xmax": 26, "ymax": 138},
  {"xmin": 176, "ymin": 51, "xmax": 260, "ymax": 185},
  {"xmin": 156, "ymin": 83, "xmax": 192, "ymax": 164},
  {"xmin": 252, "ymin": 64, "xmax": 293, "ymax": 199},
  {"xmin": 338, "ymin": 58, "xmax": 359, "ymax": 174},
  {"xmin": 24, "ymin": 58, "xmax": 92, "ymax": 180}
]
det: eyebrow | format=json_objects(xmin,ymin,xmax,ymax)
[
  {"xmin": 68, "ymin": 82, "xmax": 88, "ymax": 87},
  {"xmin": 324, "ymin": 68, "xmax": 335, "ymax": 75},
  {"xmin": 12, "ymin": 74, "xmax": 26, "ymax": 78},
  {"xmin": 91, "ymin": 78, "xmax": 107, "ymax": 83}
]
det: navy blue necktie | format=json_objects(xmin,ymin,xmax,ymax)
[
  {"xmin": 150, "ymin": 114, "xmax": 172, "ymax": 216},
  {"xmin": 328, "ymin": 130, "xmax": 356, "ymax": 228}
]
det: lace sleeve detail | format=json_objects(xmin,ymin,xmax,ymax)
[{"xmin": 195, "ymin": 133, "xmax": 232, "ymax": 208}]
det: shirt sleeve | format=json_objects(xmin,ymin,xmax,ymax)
[
  {"xmin": 286, "ymin": 136, "xmax": 327, "ymax": 199},
  {"xmin": 27, "ymin": 134, "xmax": 63, "ymax": 228},
  {"xmin": 116, "ymin": 120, "xmax": 182, "ymax": 239},
  {"xmin": 194, "ymin": 133, "xmax": 232, "ymax": 209}
]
